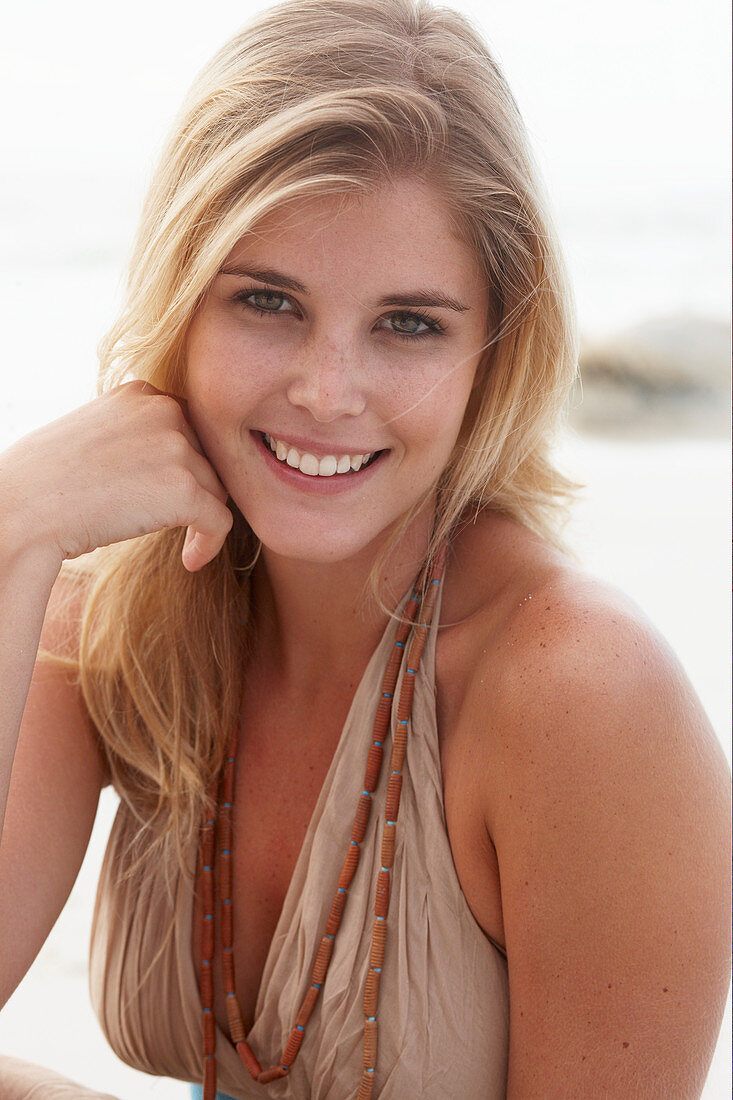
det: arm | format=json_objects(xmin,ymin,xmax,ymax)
[
  {"xmin": 0, "ymin": 531, "xmax": 64, "ymax": 839},
  {"xmin": 0, "ymin": 383, "xmax": 233, "ymax": 1005},
  {"xmin": 0, "ymin": 1054, "xmax": 119, "ymax": 1099},
  {"xmin": 0, "ymin": 552, "xmax": 106, "ymax": 1008},
  {"xmin": 469, "ymin": 578, "xmax": 730, "ymax": 1098}
]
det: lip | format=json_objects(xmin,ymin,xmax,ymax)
[
  {"xmin": 257, "ymin": 429, "xmax": 384, "ymax": 460},
  {"xmin": 252, "ymin": 430, "xmax": 388, "ymax": 492}
]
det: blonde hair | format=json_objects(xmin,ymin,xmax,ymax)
[{"xmin": 76, "ymin": 0, "xmax": 578, "ymax": 867}]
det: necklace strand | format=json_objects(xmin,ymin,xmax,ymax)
[{"xmin": 200, "ymin": 547, "xmax": 447, "ymax": 1097}]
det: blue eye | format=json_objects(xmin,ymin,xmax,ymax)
[
  {"xmin": 235, "ymin": 289, "xmax": 293, "ymax": 314},
  {"xmin": 382, "ymin": 311, "xmax": 447, "ymax": 340},
  {"xmin": 231, "ymin": 286, "xmax": 447, "ymax": 340},
  {"xmin": 385, "ymin": 311, "xmax": 445, "ymax": 337}
]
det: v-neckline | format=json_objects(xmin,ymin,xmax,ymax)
[{"xmin": 188, "ymin": 587, "xmax": 413, "ymax": 1065}]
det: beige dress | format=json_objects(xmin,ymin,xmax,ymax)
[{"xmin": 86, "ymin": 587, "xmax": 509, "ymax": 1098}]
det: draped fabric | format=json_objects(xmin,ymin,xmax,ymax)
[
  {"xmin": 87, "ymin": 586, "xmax": 509, "ymax": 1098},
  {"xmin": 0, "ymin": 1056, "xmax": 119, "ymax": 1099}
]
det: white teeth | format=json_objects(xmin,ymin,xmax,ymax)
[
  {"xmin": 299, "ymin": 452, "xmax": 320, "ymax": 476},
  {"xmin": 318, "ymin": 455, "xmax": 338, "ymax": 477},
  {"xmin": 263, "ymin": 434, "xmax": 378, "ymax": 477}
]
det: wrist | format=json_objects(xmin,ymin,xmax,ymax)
[{"xmin": 0, "ymin": 481, "xmax": 64, "ymax": 585}]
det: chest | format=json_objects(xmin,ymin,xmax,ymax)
[
  {"xmin": 191, "ymin": 650, "xmax": 504, "ymax": 1042},
  {"xmin": 192, "ymin": 686, "xmax": 353, "ymax": 1034}
]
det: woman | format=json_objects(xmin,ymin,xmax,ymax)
[{"xmin": 0, "ymin": 0, "xmax": 729, "ymax": 1097}]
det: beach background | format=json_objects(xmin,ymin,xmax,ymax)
[{"xmin": 0, "ymin": 0, "xmax": 729, "ymax": 1095}]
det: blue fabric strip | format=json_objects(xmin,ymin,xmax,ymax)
[{"xmin": 190, "ymin": 1086, "xmax": 238, "ymax": 1100}]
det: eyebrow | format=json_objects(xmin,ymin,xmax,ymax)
[{"xmin": 219, "ymin": 265, "xmax": 470, "ymax": 313}]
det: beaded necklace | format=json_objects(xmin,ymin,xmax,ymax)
[{"xmin": 199, "ymin": 546, "xmax": 447, "ymax": 1099}]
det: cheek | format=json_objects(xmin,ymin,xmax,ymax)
[
  {"xmin": 184, "ymin": 319, "xmax": 279, "ymax": 416},
  {"xmin": 393, "ymin": 366, "xmax": 476, "ymax": 453}
]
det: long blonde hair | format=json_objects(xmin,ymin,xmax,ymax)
[{"xmin": 75, "ymin": 0, "xmax": 578, "ymax": 868}]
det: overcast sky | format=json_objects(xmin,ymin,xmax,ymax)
[
  {"xmin": 1, "ymin": 0, "xmax": 729, "ymax": 333},
  {"xmin": 2, "ymin": 1, "xmax": 727, "ymax": 183}
]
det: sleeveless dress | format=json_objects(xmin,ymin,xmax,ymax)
[{"xmin": 88, "ymin": 587, "xmax": 509, "ymax": 1098}]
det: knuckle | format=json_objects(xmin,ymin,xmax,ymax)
[
  {"xmin": 117, "ymin": 379, "xmax": 154, "ymax": 401},
  {"xmin": 161, "ymin": 427, "xmax": 189, "ymax": 459},
  {"xmin": 147, "ymin": 400, "xmax": 186, "ymax": 439},
  {"xmin": 149, "ymin": 393, "xmax": 178, "ymax": 416}
]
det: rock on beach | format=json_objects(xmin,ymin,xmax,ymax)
[{"xmin": 570, "ymin": 315, "xmax": 730, "ymax": 437}]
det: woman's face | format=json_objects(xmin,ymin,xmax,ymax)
[{"xmin": 184, "ymin": 177, "xmax": 489, "ymax": 564}]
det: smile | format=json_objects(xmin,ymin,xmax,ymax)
[{"xmin": 262, "ymin": 433, "xmax": 381, "ymax": 477}]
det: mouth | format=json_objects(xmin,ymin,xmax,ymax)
[{"xmin": 258, "ymin": 431, "xmax": 385, "ymax": 477}]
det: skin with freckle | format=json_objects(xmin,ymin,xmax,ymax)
[{"xmin": 184, "ymin": 179, "xmax": 489, "ymax": 565}]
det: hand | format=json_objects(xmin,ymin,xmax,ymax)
[{"xmin": 0, "ymin": 381, "xmax": 233, "ymax": 573}]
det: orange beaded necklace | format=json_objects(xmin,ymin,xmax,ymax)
[{"xmin": 199, "ymin": 545, "xmax": 447, "ymax": 1099}]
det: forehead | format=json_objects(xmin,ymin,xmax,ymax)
[{"xmin": 223, "ymin": 176, "xmax": 485, "ymax": 300}]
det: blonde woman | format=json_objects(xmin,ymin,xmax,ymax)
[{"xmin": 0, "ymin": 1, "xmax": 728, "ymax": 1097}]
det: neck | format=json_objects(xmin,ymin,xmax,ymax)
[{"xmin": 248, "ymin": 505, "xmax": 435, "ymax": 689}]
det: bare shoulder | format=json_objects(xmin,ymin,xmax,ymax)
[
  {"xmin": 444, "ymin": 512, "xmax": 726, "ymax": 791},
  {"xmin": 441, "ymin": 512, "xmax": 730, "ymax": 1095}
]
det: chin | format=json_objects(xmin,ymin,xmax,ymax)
[
  {"xmin": 245, "ymin": 508, "xmax": 400, "ymax": 568},
  {"xmin": 276, "ymin": 524, "xmax": 380, "ymax": 563}
]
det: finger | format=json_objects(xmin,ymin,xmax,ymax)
[
  {"xmin": 180, "ymin": 492, "xmax": 234, "ymax": 572},
  {"xmin": 181, "ymin": 524, "xmax": 232, "ymax": 572},
  {"xmin": 148, "ymin": 391, "xmax": 207, "ymax": 458},
  {"xmin": 178, "ymin": 420, "xmax": 206, "ymax": 459},
  {"xmin": 181, "ymin": 529, "xmax": 207, "ymax": 573},
  {"xmin": 184, "ymin": 447, "xmax": 229, "ymax": 503},
  {"xmin": 181, "ymin": 526, "xmax": 199, "ymax": 571},
  {"xmin": 123, "ymin": 381, "xmax": 206, "ymax": 459}
]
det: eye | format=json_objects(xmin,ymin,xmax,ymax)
[
  {"xmin": 233, "ymin": 287, "xmax": 297, "ymax": 315},
  {"xmin": 379, "ymin": 311, "xmax": 447, "ymax": 339}
]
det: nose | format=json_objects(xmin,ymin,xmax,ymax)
[{"xmin": 286, "ymin": 339, "xmax": 367, "ymax": 423}]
